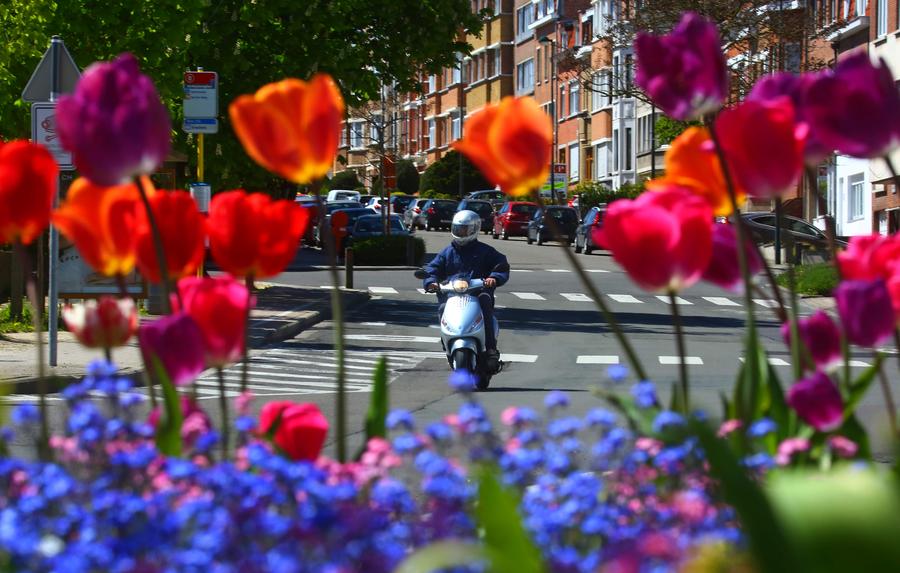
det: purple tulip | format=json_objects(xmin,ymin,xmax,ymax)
[
  {"xmin": 748, "ymin": 72, "xmax": 829, "ymax": 165},
  {"xmin": 138, "ymin": 312, "xmax": 205, "ymax": 386},
  {"xmin": 634, "ymin": 12, "xmax": 728, "ymax": 121},
  {"xmin": 835, "ymin": 279, "xmax": 896, "ymax": 348},
  {"xmin": 786, "ymin": 371, "xmax": 844, "ymax": 432},
  {"xmin": 780, "ymin": 310, "xmax": 842, "ymax": 372},
  {"xmin": 57, "ymin": 53, "xmax": 171, "ymax": 186},
  {"xmin": 702, "ymin": 223, "xmax": 762, "ymax": 292},
  {"xmin": 803, "ymin": 52, "xmax": 900, "ymax": 159}
]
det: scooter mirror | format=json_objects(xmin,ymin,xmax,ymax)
[{"xmin": 413, "ymin": 268, "xmax": 429, "ymax": 279}]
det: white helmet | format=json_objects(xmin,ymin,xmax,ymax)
[{"xmin": 451, "ymin": 210, "xmax": 481, "ymax": 246}]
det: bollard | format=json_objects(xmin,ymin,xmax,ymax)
[{"xmin": 345, "ymin": 248, "xmax": 354, "ymax": 290}]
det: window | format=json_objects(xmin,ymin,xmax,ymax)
[
  {"xmin": 536, "ymin": 0, "xmax": 546, "ymax": 20},
  {"xmin": 605, "ymin": 70, "xmax": 613, "ymax": 104},
  {"xmin": 612, "ymin": 129, "xmax": 619, "ymax": 172},
  {"xmin": 878, "ymin": 0, "xmax": 888, "ymax": 36},
  {"xmin": 849, "ymin": 174, "xmax": 865, "ymax": 220},
  {"xmin": 494, "ymin": 0, "xmax": 502, "ymax": 16},
  {"xmin": 582, "ymin": 16, "xmax": 593, "ymax": 45},
  {"xmin": 591, "ymin": 72, "xmax": 604, "ymax": 111},
  {"xmin": 370, "ymin": 114, "xmax": 383, "ymax": 143},
  {"xmin": 595, "ymin": 142, "xmax": 609, "ymax": 178},
  {"xmin": 491, "ymin": 47, "xmax": 501, "ymax": 77},
  {"xmin": 516, "ymin": 58, "xmax": 535, "ymax": 95},
  {"xmin": 340, "ymin": 123, "xmax": 348, "ymax": 147},
  {"xmin": 451, "ymin": 113, "xmax": 462, "ymax": 141},
  {"xmin": 427, "ymin": 119, "xmax": 436, "ymax": 149},
  {"xmin": 350, "ymin": 121, "xmax": 365, "ymax": 149},
  {"xmin": 428, "ymin": 75, "xmax": 437, "ymax": 93},
  {"xmin": 568, "ymin": 80, "xmax": 580, "ymax": 116},
  {"xmin": 451, "ymin": 54, "xmax": 462, "ymax": 85},
  {"xmin": 624, "ymin": 127, "xmax": 633, "ymax": 171},
  {"xmin": 536, "ymin": 47, "xmax": 541, "ymax": 83},
  {"xmin": 569, "ymin": 143, "xmax": 580, "ymax": 180},
  {"xmin": 516, "ymin": 5, "xmax": 534, "ymax": 41},
  {"xmin": 559, "ymin": 84, "xmax": 566, "ymax": 117},
  {"xmin": 624, "ymin": 54, "xmax": 634, "ymax": 90}
]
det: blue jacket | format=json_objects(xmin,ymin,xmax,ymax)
[{"xmin": 422, "ymin": 240, "xmax": 510, "ymax": 301}]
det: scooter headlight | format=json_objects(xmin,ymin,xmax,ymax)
[{"xmin": 452, "ymin": 279, "xmax": 469, "ymax": 293}]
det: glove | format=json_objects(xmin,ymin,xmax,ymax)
[{"xmin": 425, "ymin": 283, "xmax": 439, "ymax": 293}]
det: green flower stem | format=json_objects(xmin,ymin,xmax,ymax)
[
  {"xmin": 668, "ymin": 289, "xmax": 690, "ymax": 414},
  {"xmin": 240, "ymin": 274, "xmax": 254, "ymax": 394},
  {"xmin": 135, "ymin": 176, "xmax": 172, "ymax": 315},
  {"xmin": 877, "ymin": 357, "xmax": 898, "ymax": 439},
  {"xmin": 313, "ymin": 182, "xmax": 348, "ymax": 462},
  {"xmin": 14, "ymin": 241, "xmax": 50, "ymax": 461},
  {"xmin": 895, "ymin": 329, "xmax": 900, "ymax": 376},
  {"xmin": 534, "ymin": 194, "xmax": 648, "ymax": 381},
  {"xmin": 217, "ymin": 367, "xmax": 230, "ymax": 459}
]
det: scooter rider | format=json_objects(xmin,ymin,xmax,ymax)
[{"xmin": 422, "ymin": 210, "xmax": 509, "ymax": 373}]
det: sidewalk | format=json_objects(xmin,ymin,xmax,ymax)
[{"xmin": 0, "ymin": 284, "xmax": 369, "ymax": 393}]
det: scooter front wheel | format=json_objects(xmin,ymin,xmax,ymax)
[{"xmin": 451, "ymin": 348, "xmax": 474, "ymax": 372}]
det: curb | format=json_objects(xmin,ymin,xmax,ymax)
[{"xmin": 259, "ymin": 290, "xmax": 370, "ymax": 345}]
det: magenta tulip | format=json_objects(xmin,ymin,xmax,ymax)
[
  {"xmin": 62, "ymin": 296, "xmax": 137, "ymax": 350},
  {"xmin": 804, "ymin": 52, "xmax": 900, "ymax": 159},
  {"xmin": 601, "ymin": 184, "xmax": 713, "ymax": 292},
  {"xmin": 780, "ymin": 310, "xmax": 842, "ymax": 372},
  {"xmin": 715, "ymin": 97, "xmax": 807, "ymax": 199},
  {"xmin": 56, "ymin": 53, "xmax": 171, "ymax": 186},
  {"xmin": 748, "ymin": 72, "xmax": 829, "ymax": 165},
  {"xmin": 787, "ymin": 371, "xmax": 844, "ymax": 432},
  {"xmin": 634, "ymin": 12, "xmax": 728, "ymax": 121},
  {"xmin": 702, "ymin": 222, "xmax": 762, "ymax": 292},
  {"xmin": 173, "ymin": 277, "xmax": 254, "ymax": 368},
  {"xmin": 835, "ymin": 279, "xmax": 896, "ymax": 348},
  {"xmin": 138, "ymin": 313, "xmax": 205, "ymax": 386}
]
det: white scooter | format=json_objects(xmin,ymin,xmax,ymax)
[{"xmin": 414, "ymin": 269, "xmax": 504, "ymax": 391}]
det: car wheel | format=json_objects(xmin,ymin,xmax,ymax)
[{"xmin": 425, "ymin": 221, "xmax": 432, "ymax": 232}]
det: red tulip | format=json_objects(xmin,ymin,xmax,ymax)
[
  {"xmin": 0, "ymin": 140, "xmax": 58, "ymax": 245},
  {"xmin": 787, "ymin": 371, "xmax": 844, "ymax": 432},
  {"xmin": 173, "ymin": 277, "xmax": 254, "ymax": 368},
  {"xmin": 600, "ymin": 185, "xmax": 713, "ymax": 292},
  {"xmin": 258, "ymin": 401, "xmax": 329, "ymax": 461},
  {"xmin": 135, "ymin": 190, "xmax": 206, "ymax": 283},
  {"xmin": 715, "ymin": 97, "xmax": 807, "ymax": 199},
  {"xmin": 62, "ymin": 296, "xmax": 137, "ymax": 350},
  {"xmin": 207, "ymin": 190, "xmax": 309, "ymax": 278},
  {"xmin": 230, "ymin": 74, "xmax": 344, "ymax": 184},
  {"xmin": 702, "ymin": 222, "xmax": 762, "ymax": 293}
]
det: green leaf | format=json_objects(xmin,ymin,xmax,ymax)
[
  {"xmin": 691, "ymin": 420, "xmax": 804, "ymax": 573},
  {"xmin": 475, "ymin": 466, "xmax": 545, "ymax": 573},
  {"xmin": 765, "ymin": 363, "xmax": 792, "ymax": 440},
  {"xmin": 843, "ymin": 356, "xmax": 882, "ymax": 418},
  {"xmin": 838, "ymin": 414, "xmax": 871, "ymax": 459},
  {"xmin": 364, "ymin": 356, "xmax": 388, "ymax": 440},
  {"xmin": 152, "ymin": 355, "xmax": 183, "ymax": 457},
  {"xmin": 594, "ymin": 389, "xmax": 655, "ymax": 435},
  {"xmin": 393, "ymin": 540, "xmax": 488, "ymax": 573}
]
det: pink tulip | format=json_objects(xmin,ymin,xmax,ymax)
[
  {"xmin": 56, "ymin": 54, "xmax": 170, "ymax": 186},
  {"xmin": 835, "ymin": 279, "xmax": 896, "ymax": 348},
  {"xmin": 258, "ymin": 401, "xmax": 329, "ymax": 461},
  {"xmin": 780, "ymin": 310, "xmax": 843, "ymax": 372},
  {"xmin": 716, "ymin": 97, "xmax": 807, "ymax": 199},
  {"xmin": 702, "ymin": 222, "xmax": 762, "ymax": 292},
  {"xmin": 634, "ymin": 12, "xmax": 728, "ymax": 121},
  {"xmin": 600, "ymin": 184, "xmax": 713, "ymax": 292},
  {"xmin": 786, "ymin": 371, "xmax": 844, "ymax": 432},
  {"xmin": 173, "ymin": 277, "xmax": 254, "ymax": 368},
  {"xmin": 837, "ymin": 234, "xmax": 900, "ymax": 281},
  {"xmin": 62, "ymin": 296, "xmax": 137, "ymax": 350},
  {"xmin": 138, "ymin": 313, "xmax": 205, "ymax": 386}
]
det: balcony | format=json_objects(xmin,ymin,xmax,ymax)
[{"xmin": 826, "ymin": 16, "xmax": 870, "ymax": 42}]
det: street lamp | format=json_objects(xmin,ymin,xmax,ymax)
[{"xmin": 539, "ymin": 35, "xmax": 559, "ymax": 204}]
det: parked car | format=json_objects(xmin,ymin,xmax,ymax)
[
  {"xmin": 403, "ymin": 198, "xmax": 430, "ymax": 230},
  {"xmin": 295, "ymin": 194, "xmax": 317, "ymax": 205},
  {"xmin": 346, "ymin": 214, "xmax": 409, "ymax": 245},
  {"xmin": 366, "ymin": 197, "xmax": 389, "ymax": 213},
  {"xmin": 358, "ymin": 194, "xmax": 376, "ymax": 205},
  {"xmin": 389, "ymin": 194, "xmax": 417, "ymax": 215},
  {"xmin": 314, "ymin": 201, "xmax": 363, "ymax": 246},
  {"xmin": 419, "ymin": 199, "xmax": 459, "ymax": 231},
  {"xmin": 326, "ymin": 207, "xmax": 374, "ymax": 254},
  {"xmin": 526, "ymin": 206, "xmax": 579, "ymax": 245},
  {"xmin": 492, "ymin": 201, "xmax": 538, "ymax": 239},
  {"xmin": 457, "ymin": 199, "xmax": 495, "ymax": 234},
  {"xmin": 326, "ymin": 189, "xmax": 361, "ymax": 203},
  {"xmin": 740, "ymin": 212, "xmax": 849, "ymax": 251},
  {"xmin": 466, "ymin": 189, "xmax": 505, "ymax": 208},
  {"xmin": 574, "ymin": 205, "xmax": 608, "ymax": 254}
]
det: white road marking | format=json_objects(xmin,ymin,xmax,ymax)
[
  {"xmin": 659, "ymin": 356, "xmax": 704, "ymax": 365},
  {"xmin": 502, "ymin": 354, "xmax": 538, "ymax": 363},
  {"xmin": 428, "ymin": 324, "xmax": 441, "ymax": 329},
  {"xmin": 753, "ymin": 299, "xmax": 779, "ymax": 308},
  {"xmin": 417, "ymin": 288, "xmax": 428, "ymax": 294},
  {"xmin": 586, "ymin": 269, "xmax": 610, "ymax": 273},
  {"xmin": 511, "ymin": 292, "xmax": 546, "ymax": 300},
  {"xmin": 849, "ymin": 360, "xmax": 871, "ymax": 367},
  {"xmin": 576, "ymin": 355, "xmax": 620, "ymax": 364},
  {"xmin": 656, "ymin": 295, "xmax": 692, "ymax": 305},
  {"xmin": 515, "ymin": 269, "xmax": 534, "ymax": 272},
  {"xmin": 361, "ymin": 321, "xmax": 387, "ymax": 326},
  {"xmin": 345, "ymin": 334, "xmax": 441, "ymax": 343},
  {"xmin": 368, "ymin": 286, "xmax": 398, "ymax": 294},
  {"xmin": 609, "ymin": 294, "xmax": 642, "ymax": 304},
  {"xmin": 703, "ymin": 296, "xmax": 740, "ymax": 306},
  {"xmin": 561, "ymin": 293, "xmax": 592, "ymax": 302},
  {"xmin": 547, "ymin": 269, "xmax": 572, "ymax": 273}
]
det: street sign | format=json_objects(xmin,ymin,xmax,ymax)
[
  {"xmin": 183, "ymin": 71, "xmax": 218, "ymax": 118},
  {"xmin": 31, "ymin": 102, "xmax": 74, "ymax": 170},
  {"xmin": 22, "ymin": 37, "xmax": 81, "ymax": 102},
  {"xmin": 189, "ymin": 183, "xmax": 212, "ymax": 213},
  {"xmin": 183, "ymin": 117, "xmax": 219, "ymax": 134},
  {"xmin": 540, "ymin": 165, "xmax": 568, "ymax": 198}
]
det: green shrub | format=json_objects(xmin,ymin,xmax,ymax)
[
  {"xmin": 420, "ymin": 189, "xmax": 456, "ymax": 200},
  {"xmin": 776, "ymin": 263, "xmax": 838, "ymax": 296},
  {"xmin": 350, "ymin": 236, "xmax": 426, "ymax": 266},
  {"xmin": 419, "ymin": 150, "xmax": 491, "ymax": 197},
  {"xmin": 328, "ymin": 170, "xmax": 362, "ymax": 190},
  {"xmin": 0, "ymin": 301, "xmax": 64, "ymax": 333},
  {"xmin": 573, "ymin": 180, "xmax": 644, "ymax": 215},
  {"xmin": 395, "ymin": 159, "xmax": 420, "ymax": 196}
]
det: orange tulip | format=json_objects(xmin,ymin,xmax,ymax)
[
  {"xmin": 0, "ymin": 140, "xmax": 58, "ymax": 245},
  {"xmin": 452, "ymin": 96, "xmax": 552, "ymax": 197},
  {"xmin": 53, "ymin": 177, "xmax": 141, "ymax": 276},
  {"xmin": 230, "ymin": 74, "xmax": 344, "ymax": 184},
  {"xmin": 135, "ymin": 190, "xmax": 206, "ymax": 283},
  {"xmin": 646, "ymin": 126, "xmax": 745, "ymax": 217}
]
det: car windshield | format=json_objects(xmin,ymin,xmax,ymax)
[
  {"xmin": 512, "ymin": 204, "xmax": 537, "ymax": 215},
  {"xmin": 354, "ymin": 217, "xmax": 405, "ymax": 232},
  {"xmin": 392, "ymin": 196, "xmax": 415, "ymax": 206},
  {"xmin": 549, "ymin": 208, "xmax": 577, "ymax": 222},
  {"xmin": 434, "ymin": 201, "xmax": 457, "ymax": 213},
  {"xmin": 328, "ymin": 202, "xmax": 360, "ymax": 212},
  {"xmin": 468, "ymin": 202, "xmax": 492, "ymax": 215}
]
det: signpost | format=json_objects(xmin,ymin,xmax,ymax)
[
  {"xmin": 540, "ymin": 164, "xmax": 568, "ymax": 201},
  {"xmin": 23, "ymin": 36, "xmax": 81, "ymax": 367},
  {"xmin": 183, "ymin": 69, "xmax": 218, "ymax": 278}
]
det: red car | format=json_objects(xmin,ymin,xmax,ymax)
[{"xmin": 492, "ymin": 201, "xmax": 538, "ymax": 239}]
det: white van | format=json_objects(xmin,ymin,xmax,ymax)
[{"xmin": 326, "ymin": 189, "xmax": 361, "ymax": 203}]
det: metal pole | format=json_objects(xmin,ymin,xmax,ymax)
[
  {"xmin": 198, "ymin": 134, "xmax": 204, "ymax": 181},
  {"xmin": 650, "ymin": 104, "xmax": 657, "ymax": 179},
  {"xmin": 550, "ymin": 40, "xmax": 557, "ymax": 205},
  {"xmin": 48, "ymin": 36, "xmax": 62, "ymax": 367},
  {"xmin": 344, "ymin": 248, "xmax": 354, "ymax": 289}
]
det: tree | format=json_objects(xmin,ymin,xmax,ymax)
[
  {"xmin": 329, "ymin": 170, "xmax": 362, "ymax": 191},
  {"xmin": 419, "ymin": 150, "xmax": 492, "ymax": 199},
  {"xmin": 573, "ymin": 179, "xmax": 643, "ymax": 215},
  {"xmin": 0, "ymin": 0, "xmax": 483, "ymax": 196},
  {"xmin": 654, "ymin": 116, "xmax": 701, "ymax": 146},
  {"xmin": 395, "ymin": 159, "xmax": 420, "ymax": 196}
]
